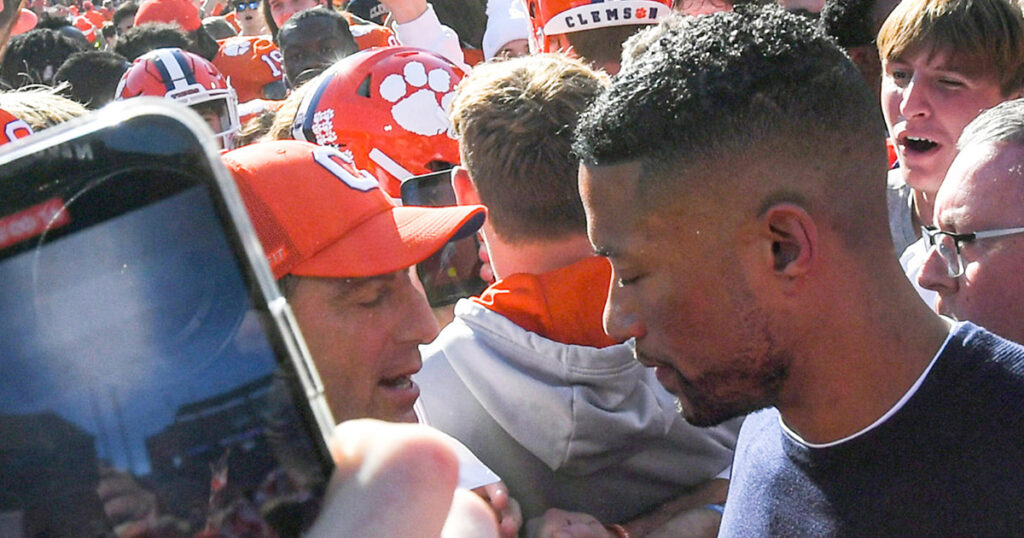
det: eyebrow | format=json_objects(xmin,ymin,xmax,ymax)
[{"xmin": 333, "ymin": 272, "xmax": 398, "ymax": 298}]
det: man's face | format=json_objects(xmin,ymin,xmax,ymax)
[
  {"xmin": 279, "ymin": 15, "xmax": 357, "ymax": 88},
  {"xmin": 268, "ymin": 0, "xmax": 319, "ymax": 27},
  {"xmin": 882, "ymin": 47, "xmax": 1010, "ymax": 197},
  {"xmin": 287, "ymin": 270, "xmax": 440, "ymax": 423},
  {"xmin": 919, "ymin": 142, "xmax": 1024, "ymax": 343},
  {"xmin": 580, "ymin": 161, "xmax": 788, "ymax": 427}
]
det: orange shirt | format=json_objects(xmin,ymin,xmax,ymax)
[{"xmin": 472, "ymin": 256, "xmax": 619, "ymax": 349}]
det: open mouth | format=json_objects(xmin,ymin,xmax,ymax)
[
  {"xmin": 901, "ymin": 135, "xmax": 938, "ymax": 153},
  {"xmin": 379, "ymin": 375, "xmax": 414, "ymax": 389}
]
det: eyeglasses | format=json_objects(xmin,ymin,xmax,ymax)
[
  {"xmin": 234, "ymin": 1, "xmax": 260, "ymax": 11},
  {"xmin": 921, "ymin": 225, "xmax": 1024, "ymax": 278}
]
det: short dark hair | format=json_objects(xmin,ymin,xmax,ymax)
[
  {"xmin": 35, "ymin": 11, "xmax": 73, "ymax": 30},
  {"xmin": 54, "ymin": 51, "xmax": 131, "ymax": 109},
  {"xmin": 566, "ymin": 25, "xmax": 642, "ymax": 67},
  {"xmin": 574, "ymin": 8, "xmax": 888, "ymax": 249},
  {"xmin": 280, "ymin": 6, "xmax": 350, "ymax": 37},
  {"xmin": 451, "ymin": 54, "xmax": 606, "ymax": 242},
  {"xmin": 114, "ymin": 22, "xmax": 191, "ymax": 60},
  {"xmin": 1, "ymin": 29, "xmax": 87, "ymax": 88},
  {"xmin": 264, "ymin": 0, "xmax": 333, "ymax": 38},
  {"xmin": 114, "ymin": 1, "xmax": 140, "ymax": 27},
  {"xmin": 818, "ymin": 0, "xmax": 876, "ymax": 48}
]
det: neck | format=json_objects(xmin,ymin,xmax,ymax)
[
  {"xmin": 912, "ymin": 189, "xmax": 936, "ymax": 227},
  {"xmin": 485, "ymin": 230, "xmax": 594, "ymax": 281},
  {"xmin": 776, "ymin": 255, "xmax": 950, "ymax": 444}
]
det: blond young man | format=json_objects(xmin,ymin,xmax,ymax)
[
  {"xmin": 414, "ymin": 54, "xmax": 737, "ymax": 538},
  {"xmin": 878, "ymin": 0, "xmax": 1024, "ymax": 254}
]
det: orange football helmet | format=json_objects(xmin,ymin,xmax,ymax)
[{"xmin": 292, "ymin": 46, "xmax": 463, "ymax": 198}]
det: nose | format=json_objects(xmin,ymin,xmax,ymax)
[
  {"xmin": 917, "ymin": 243, "xmax": 958, "ymax": 301},
  {"xmin": 602, "ymin": 277, "xmax": 645, "ymax": 342},
  {"xmin": 400, "ymin": 272, "xmax": 441, "ymax": 345},
  {"xmin": 899, "ymin": 76, "xmax": 931, "ymax": 119}
]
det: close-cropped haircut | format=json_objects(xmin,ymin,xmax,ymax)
[
  {"xmin": 280, "ymin": 7, "xmax": 355, "ymax": 46},
  {"xmin": 575, "ymin": 8, "xmax": 889, "ymax": 250},
  {"xmin": 819, "ymin": 0, "xmax": 876, "ymax": 48},
  {"xmin": 451, "ymin": 53, "xmax": 608, "ymax": 242},
  {"xmin": 263, "ymin": 0, "xmax": 332, "ymax": 38},
  {"xmin": 114, "ymin": 22, "xmax": 191, "ymax": 60},
  {"xmin": 54, "ymin": 51, "xmax": 131, "ymax": 109},
  {"xmin": 877, "ymin": 0, "xmax": 1024, "ymax": 96},
  {"xmin": 958, "ymin": 97, "xmax": 1024, "ymax": 148}
]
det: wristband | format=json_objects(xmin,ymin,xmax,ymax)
[{"xmin": 605, "ymin": 523, "xmax": 633, "ymax": 538}]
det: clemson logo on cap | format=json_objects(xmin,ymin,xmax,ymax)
[{"xmin": 312, "ymin": 147, "xmax": 379, "ymax": 192}]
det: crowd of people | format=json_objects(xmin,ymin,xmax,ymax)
[{"xmin": 3, "ymin": 0, "xmax": 1024, "ymax": 531}]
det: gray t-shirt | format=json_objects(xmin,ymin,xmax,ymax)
[{"xmin": 886, "ymin": 168, "xmax": 916, "ymax": 255}]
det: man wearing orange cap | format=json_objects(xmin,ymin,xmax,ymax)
[
  {"xmin": 222, "ymin": 139, "xmax": 485, "ymax": 425},
  {"xmin": 222, "ymin": 140, "xmax": 522, "ymax": 537}
]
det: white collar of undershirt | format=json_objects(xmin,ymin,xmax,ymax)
[{"xmin": 780, "ymin": 317, "xmax": 957, "ymax": 449}]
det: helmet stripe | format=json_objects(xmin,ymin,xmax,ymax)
[{"xmin": 150, "ymin": 50, "xmax": 178, "ymax": 93}]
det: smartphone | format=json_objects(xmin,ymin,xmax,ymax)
[
  {"xmin": 400, "ymin": 169, "xmax": 488, "ymax": 307},
  {"xmin": 0, "ymin": 99, "xmax": 334, "ymax": 538}
]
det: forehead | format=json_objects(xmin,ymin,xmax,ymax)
[
  {"xmin": 938, "ymin": 142, "xmax": 1024, "ymax": 225},
  {"xmin": 580, "ymin": 161, "xmax": 654, "ymax": 251},
  {"xmin": 890, "ymin": 45, "xmax": 999, "ymax": 80}
]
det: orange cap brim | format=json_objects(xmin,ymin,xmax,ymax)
[{"xmin": 290, "ymin": 204, "xmax": 486, "ymax": 279}]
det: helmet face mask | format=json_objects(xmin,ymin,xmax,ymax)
[
  {"xmin": 291, "ymin": 46, "xmax": 464, "ymax": 198},
  {"xmin": 115, "ymin": 47, "xmax": 241, "ymax": 149}
]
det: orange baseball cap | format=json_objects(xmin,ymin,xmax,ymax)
[
  {"xmin": 222, "ymin": 140, "xmax": 486, "ymax": 279},
  {"xmin": 134, "ymin": 0, "xmax": 201, "ymax": 31}
]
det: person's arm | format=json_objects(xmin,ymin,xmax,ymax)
[
  {"xmin": 381, "ymin": 0, "xmax": 468, "ymax": 69},
  {"xmin": 306, "ymin": 419, "xmax": 500, "ymax": 538},
  {"xmin": 0, "ymin": 0, "xmax": 26, "ymax": 63},
  {"xmin": 527, "ymin": 479, "xmax": 728, "ymax": 538},
  {"xmin": 610, "ymin": 479, "xmax": 728, "ymax": 538}
]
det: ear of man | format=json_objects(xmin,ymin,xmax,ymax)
[
  {"xmin": 451, "ymin": 166, "xmax": 482, "ymax": 206},
  {"xmin": 761, "ymin": 203, "xmax": 816, "ymax": 290}
]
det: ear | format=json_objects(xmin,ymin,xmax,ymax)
[
  {"xmin": 761, "ymin": 203, "xmax": 816, "ymax": 284},
  {"xmin": 451, "ymin": 166, "xmax": 482, "ymax": 206}
]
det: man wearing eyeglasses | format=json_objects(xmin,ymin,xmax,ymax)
[{"xmin": 918, "ymin": 98, "xmax": 1024, "ymax": 344}]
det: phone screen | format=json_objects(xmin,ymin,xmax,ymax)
[
  {"xmin": 0, "ymin": 107, "xmax": 332, "ymax": 538},
  {"xmin": 400, "ymin": 169, "xmax": 488, "ymax": 307}
]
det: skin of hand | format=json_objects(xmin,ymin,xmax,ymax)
[
  {"xmin": 472, "ymin": 481, "xmax": 523, "ymax": 538},
  {"xmin": 306, "ymin": 419, "xmax": 499, "ymax": 538},
  {"xmin": 442, "ymin": 489, "xmax": 501, "ymax": 538},
  {"xmin": 525, "ymin": 478, "xmax": 729, "ymax": 538},
  {"xmin": 377, "ymin": 0, "xmax": 425, "ymax": 24},
  {"xmin": 526, "ymin": 508, "xmax": 614, "ymax": 538},
  {"xmin": 96, "ymin": 466, "xmax": 159, "ymax": 527}
]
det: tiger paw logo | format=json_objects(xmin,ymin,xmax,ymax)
[
  {"xmin": 221, "ymin": 37, "xmax": 252, "ymax": 57},
  {"xmin": 377, "ymin": 61, "xmax": 455, "ymax": 138}
]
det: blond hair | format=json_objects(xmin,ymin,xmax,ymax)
[{"xmin": 877, "ymin": 0, "xmax": 1024, "ymax": 95}]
